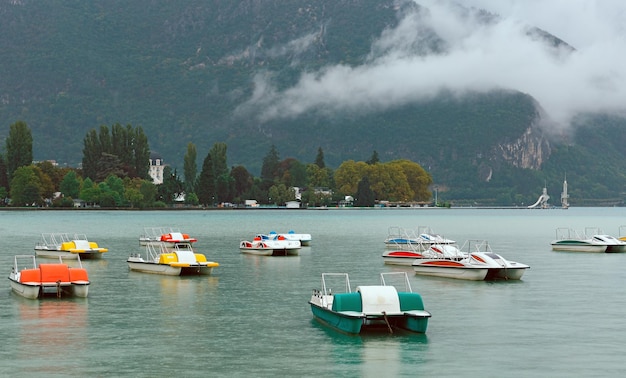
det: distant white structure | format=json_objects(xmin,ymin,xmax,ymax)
[
  {"xmin": 285, "ymin": 200, "xmax": 301, "ymax": 208},
  {"xmin": 245, "ymin": 200, "xmax": 259, "ymax": 207},
  {"xmin": 528, "ymin": 184, "xmax": 550, "ymax": 209},
  {"xmin": 561, "ymin": 176, "xmax": 569, "ymax": 209},
  {"xmin": 149, "ymin": 152, "xmax": 165, "ymax": 184}
]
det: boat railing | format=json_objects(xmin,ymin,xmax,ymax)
[
  {"xmin": 144, "ymin": 242, "xmax": 168, "ymax": 261},
  {"xmin": 380, "ymin": 272, "xmax": 412, "ymax": 293},
  {"xmin": 584, "ymin": 227, "xmax": 603, "ymax": 239},
  {"xmin": 37, "ymin": 233, "xmax": 72, "ymax": 248},
  {"xmin": 73, "ymin": 234, "xmax": 89, "ymax": 241},
  {"xmin": 320, "ymin": 273, "xmax": 351, "ymax": 296},
  {"xmin": 13, "ymin": 255, "xmax": 37, "ymax": 273},
  {"xmin": 555, "ymin": 228, "xmax": 585, "ymax": 240},
  {"xmin": 172, "ymin": 242, "xmax": 195, "ymax": 253},
  {"xmin": 142, "ymin": 227, "xmax": 180, "ymax": 240},
  {"xmin": 13, "ymin": 254, "xmax": 83, "ymax": 272},
  {"xmin": 459, "ymin": 239, "xmax": 493, "ymax": 254}
]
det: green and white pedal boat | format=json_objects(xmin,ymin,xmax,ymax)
[{"xmin": 309, "ymin": 272, "xmax": 431, "ymax": 334}]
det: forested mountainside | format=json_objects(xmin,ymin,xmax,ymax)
[{"xmin": 0, "ymin": 0, "xmax": 624, "ymax": 205}]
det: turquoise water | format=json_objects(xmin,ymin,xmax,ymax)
[{"xmin": 1, "ymin": 208, "xmax": 625, "ymax": 377}]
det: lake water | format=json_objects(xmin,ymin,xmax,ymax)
[{"xmin": 1, "ymin": 207, "xmax": 625, "ymax": 377}]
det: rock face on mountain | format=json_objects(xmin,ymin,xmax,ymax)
[{"xmin": 496, "ymin": 125, "xmax": 551, "ymax": 170}]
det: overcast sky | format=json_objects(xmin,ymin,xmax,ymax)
[{"xmin": 238, "ymin": 0, "xmax": 626, "ymax": 130}]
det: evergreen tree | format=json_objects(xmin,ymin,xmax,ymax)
[
  {"xmin": 197, "ymin": 152, "xmax": 216, "ymax": 206},
  {"xmin": 82, "ymin": 129, "xmax": 100, "ymax": 180},
  {"xmin": 231, "ymin": 165, "xmax": 253, "ymax": 199},
  {"xmin": 366, "ymin": 150, "xmax": 380, "ymax": 165},
  {"xmin": 210, "ymin": 142, "xmax": 228, "ymax": 178},
  {"xmin": 216, "ymin": 173, "xmax": 234, "ymax": 203},
  {"xmin": 0, "ymin": 154, "xmax": 9, "ymax": 192},
  {"xmin": 6, "ymin": 120, "xmax": 33, "ymax": 178},
  {"xmin": 133, "ymin": 126, "xmax": 150, "ymax": 179},
  {"xmin": 261, "ymin": 145, "xmax": 280, "ymax": 182},
  {"xmin": 355, "ymin": 176, "xmax": 376, "ymax": 207},
  {"xmin": 183, "ymin": 142, "xmax": 197, "ymax": 194},
  {"xmin": 157, "ymin": 167, "xmax": 183, "ymax": 204},
  {"xmin": 314, "ymin": 147, "xmax": 325, "ymax": 169},
  {"xmin": 81, "ymin": 124, "xmax": 150, "ymax": 181}
]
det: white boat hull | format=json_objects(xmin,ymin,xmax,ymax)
[
  {"xmin": 9, "ymin": 280, "xmax": 42, "ymax": 299},
  {"xmin": 127, "ymin": 260, "xmax": 215, "ymax": 276},
  {"xmin": 239, "ymin": 239, "xmax": 300, "ymax": 256},
  {"xmin": 485, "ymin": 267, "xmax": 527, "ymax": 280},
  {"xmin": 9, "ymin": 279, "xmax": 89, "ymax": 299},
  {"xmin": 382, "ymin": 251, "xmax": 424, "ymax": 266},
  {"xmin": 35, "ymin": 249, "xmax": 104, "ymax": 259},
  {"xmin": 551, "ymin": 243, "xmax": 607, "ymax": 253},
  {"xmin": 413, "ymin": 264, "xmax": 489, "ymax": 281}
]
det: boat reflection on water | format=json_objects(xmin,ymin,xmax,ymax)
[
  {"xmin": 16, "ymin": 298, "xmax": 88, "ymax": 374},
  {"xmin": 311, "ymin": 318, "xmax": 428, "ymax": 376}
]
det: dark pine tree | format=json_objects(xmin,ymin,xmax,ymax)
[{"xmin": 355, "ymin": 176, "xmax": 376, "ymax": 207}]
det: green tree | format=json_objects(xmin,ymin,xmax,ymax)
[
  {"xmin": 210, "ymin": 142, "xmax": 229, "ymax": 178},
  {"xmin": 355, "ymin": 176, "xmax": 375, "ymax": 207},
  {"xmin": 105, "ymin": 175, "xmax": 126, "ymax": 205},
  {"xmin": 80, "ymin": 178, "xmax": 101, "ymax": 204},
  {"xmin": 10, "ymin": 166, "xmax": 41, "ymax": 206},
  {"xmin": 334, "ymin": 160, "xmax": 368, "ymax": 195},
  {"xmin": 231, "ymin": 165, "xmax": 253, "ymax": 200},
  {"xmin": 0, "ymin": 154, "xmax": 9, "ymax": 192},
  {"xmin": 157, "ymin": 167, "xmax": 183, "ymax": 204},
  {"xmin": 82, "ymin": 124, "xmax": 150, "ymax": 181},
  {"xmin": 82, "ymin": 129, "xmax": 100, "ymax": 180},
  {"xmin": 261, "ymin": 145, "xmax": 280, "ymax": 183},
  {"xmin": 197, "ymin": 153, "xmax": 216, "ymax": 206},
  {"xmin": 306, "ymin": 163, "xmax": 332, "ymax": 188},
  {"xmin": 132, "ymin": 126, "xmax": 150, "ymax": 179},
  {"xmin": 387, "ymin": 160, "xmax": 432, "ymax": 201},
  {"xmin": 216, "ymin": 173, "xmax": 234, "ymax": 203},
  {"xmin": 125, "ymin": 187, "xmax": 143, "ymax": 208},
  {"xmin": 32, "ymin": 165, "xmax": 55, "ymax": 201},
  {"xmin": 60, "ymin": 171, "xmax": 82, "ymax": 199},
  {"xmin": 314, "ymin": 147, "xmax": 326, "ymax": 168},
  {"xmin": 366, "ymin": 150, "xmax": 380, "ymax": 165},
  {"xmin": 6, "ymin": 121, "xmax": 33, "ymax": 178},
  {"xmin": 139, "ymin": 180, "xmax": 157, "ymax": 207},
  {"xmin": 183, "ymin": 142, "xmax": 197, "ymax": 194},
  {"xmin": 287, "ymin": 160, "xmax": 307, "ymax": 187}
]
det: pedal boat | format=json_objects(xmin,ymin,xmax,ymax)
[
  {"xmin": 412, "ymin": 240, "xmax": 529, "ymax": 280},
  {"xmin": 9, "ymin": 255, "xmax": 90, "ymax": 299},
  {"xmin": 309, "ymin": 272, "xmax": 431, "ymax": 334},
  {"xmin": 127, "ymin": 243, "xmax": 218, "ymax": 276},
  {"xmin": 35, "ymin": 233, "xmax": 108, "ymax": 259},
  {"xmin": 240, "ymin": 234, "xmax": 301, "ymax": 256}
]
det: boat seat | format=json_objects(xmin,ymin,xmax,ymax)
[
  {"xmin": 331, "ymin": 292, "xmax": 362, "ymax": 312},
  {"xmin": 397, "ymin": 292, "xmax": 425, "ymax": 311},
  {"xmin": 69, "ymin": 268, "xmax": 89, "ymax": 282},
  {"xmin": 20, "ymin": 269, "xmax": 41, "ymax": 283},
  {"xmin": 73, "ymin": 240, "xmax": 91, "ymax": 250},
  {"xmin": 169, "ymin": 232, "xmax": 185, "ymax": 241},
  {"xmin": 159, "ymin": 253, "xmax": 177, "ymax": 264},
  {"xmin": 39, "ymin": 263, "xmax": 71, "ymax": 283},
  {"xmin": 357, "ymin": 286, "xmax": 401, "ymax": 315},
  {"xmin": 175, "ymin": 250, "xmax": 198, "ymax": 264}
]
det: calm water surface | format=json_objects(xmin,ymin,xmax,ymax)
[{"xmin": 1, "ymin": 208, "xmax": 625, "ymax": 377}]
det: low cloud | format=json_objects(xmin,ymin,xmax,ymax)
[{"xmin": 237, "ymin": 0, "xmax": 626, "ymax": 128}]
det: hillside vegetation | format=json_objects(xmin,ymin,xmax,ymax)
[{"xmin": 0, "ymin": 0, "xmax": 625, "ymax": 205}]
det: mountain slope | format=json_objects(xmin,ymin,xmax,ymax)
[{"xmin": 0, "ymin": 0, "xmax": 624, "ymax": 204}]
